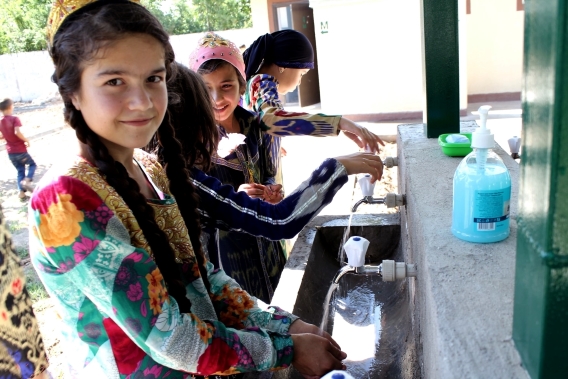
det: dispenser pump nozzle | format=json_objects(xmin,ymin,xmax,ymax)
[{"xmin": 471, "ymin": 105, "xmax": 494, "ymax": 149}]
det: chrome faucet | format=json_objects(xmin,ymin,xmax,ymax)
[
  {"xmin": 322, "ymin": 259, "xmax": 417, "ymax": 331},
  {"xmin": 353, "ymin": 163, "xmax": 404, "ymax": 212},
  {"xmin": 321, "ymin": 236, "xmax": 418, "ymax": 331},
  {"xmin": 352, "ymin": 193, "xmax": 406, "ymax": 212},
  {"xmin": 352, "ymin": 196, "xmax": 385, "ymax": 212},
  {"xmin": 332, "ymin": 263, "xmax": 384, "ymax": 284}
]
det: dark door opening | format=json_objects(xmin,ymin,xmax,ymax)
[{"xmin": 272, "ymin": 2, "xmax": 321, "ymax": 107}]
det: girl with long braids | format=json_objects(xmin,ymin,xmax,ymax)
[{"xmin": 29, "ymin": 1, "xmax": 385, "ymax": 378}]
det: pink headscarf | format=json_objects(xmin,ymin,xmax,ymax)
[{"xmin": 189, "ymin": 32, "xmax": 246, "ymax": 81}]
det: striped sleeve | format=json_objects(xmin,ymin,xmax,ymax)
[
  {"xmin": 245, "ymin": 74, "xmax": 341, "ymax": 137},
  {"xmin": 192, "ymin": 158, "xmax": 348, "ymax": 240}
]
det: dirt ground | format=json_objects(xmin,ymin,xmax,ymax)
[{"xmin": 0, "ymin": 99, "xmax": 398, "ymax": 378}]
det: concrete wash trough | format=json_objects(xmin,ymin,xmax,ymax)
[{"xmin": 269, "ymin": 214, "xmax": 419, "ymax": 379}]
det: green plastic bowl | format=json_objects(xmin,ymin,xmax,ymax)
[{"xmin": 438, "ymin": 133, "xmax": 473, "ymax": 157}]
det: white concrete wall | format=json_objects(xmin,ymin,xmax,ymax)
[
  {"xmin": 0, "ymin": 51, "xmax": 58, "ymax": 102},
  {"xmin": 0, "ymin": 29, "xmax": 257, "ymax": 102},
  {"xmin": 466, "ymin": 0, "xmax": 524, "ymax": 95},
  {"xmin": 309, "ymin": 0, "xmax": 424, "ymax": 115},
  {"xmin": 250, "ymin": 0, "xmax": 271, "ymax": 35}
]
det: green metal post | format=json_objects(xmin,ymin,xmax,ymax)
[
  {"xmin": 513, "ymin": 0, "xmax": 568, "ymax": 377},
  {"xmin": 420, "ymin": 0, "xmax": 460, "ymax": 138}
]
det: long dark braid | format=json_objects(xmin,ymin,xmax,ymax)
[
  {"xmin": 156, "ymin": 113, "xmax": 211, "ymax": 293},
  {"xmin": 50, "ymin": 1, "xmax": 204, "ymax": 313},
  {"xmin": 144, "ymin": 65, "xmax": 217, "ymax": 293},
  {"xmin": 70, "ymin": 109, "xmax": 194, "ymax": 313},
  {"xmin": 146, "ymin": 64, "xmax": 220, "ymax": 293}
]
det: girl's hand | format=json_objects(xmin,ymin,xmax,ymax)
[
  {"xmin": 335, "ymin": 152, "xmax": 384, "ymax": 183},
  {"xmin": 237, "ymin": 183, "xmax": 265, "ymax": 198},
  {"xmin": 338, "ymin": 118, "xmax": 385, "ymax": 153},
  {"xmin": 291, "ymin": 333, "xmax": 347, "ymax": 378},
  {"xmin": 263, "ymin": 184, "xmax": 283, "ymax": 204},
  {"xmin": 289, "ymin": 319, "xmax": 341, "ymax": 350}
]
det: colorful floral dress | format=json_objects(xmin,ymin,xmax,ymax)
[
  {"xmin": 205, "ymin": 106, "xmax": 285, "ymax": 304},
  {"xmin": 28, "ymin": 151, "xmax": 300, "ymax": 378},
  {"xmin": 0, "ymin": 206, "xmax": 48, "ymax": 378},
  {"xmin": 245, "ymin": 73, "xmax": 342, "ymax": 185}
]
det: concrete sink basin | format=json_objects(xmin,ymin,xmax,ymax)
[{"xmin": 272, "ymin": 218, "xmax": 419, "ymax": 379}]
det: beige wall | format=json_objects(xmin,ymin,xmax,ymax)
[
  {"xmin": 310, "ymin": 0, "xmax": 424, "ymax": 115},
  {"xmin": 250, "ymin": 0, "xmax": 270, "ymax": 35},
  {"xmin": 248, "ymin": 0, "xmax": 524, "ymax": 116},
  {"xmin": 466, "ymin": 0, "xmax": 524, "ymax": 95}
]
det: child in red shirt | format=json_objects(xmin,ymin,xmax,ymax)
[{"xmin": 0, "ymin": 98, "xmax": 36, "ymax": 199}]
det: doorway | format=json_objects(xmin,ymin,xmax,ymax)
[{"xmin": 272, "ymin": 1, "xmax": 321, "ymax": 107}]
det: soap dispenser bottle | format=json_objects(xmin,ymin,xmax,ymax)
[{"xmin": 452, "ymin": 105, "xmax": 512, "ymax": 243}]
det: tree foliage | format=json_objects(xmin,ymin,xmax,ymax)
[
  {"xmin": 143, "ymin": 0, "xmax": 252, "ymax": 34},
  {"xmin": 0, "ymin": 0, "xmax": 252, "ymax": 54},
  {"xmin": 0, "ymin": 0, "xmax": 50, "ymax": 54},
  {"xmin": 191, "ymin": 0, "xmax": 252, "ymax": 32}
]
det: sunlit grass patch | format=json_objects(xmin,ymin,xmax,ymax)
[{"xmin": 22, "ymin": 265, "xmax": 49, "ymax": 302}]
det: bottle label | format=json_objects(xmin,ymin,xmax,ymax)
[{"xmin": 473, "ymin": 188, "xmax": 511, "ymax": 231}]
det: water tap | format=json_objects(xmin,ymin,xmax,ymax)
[
  {"xmin": 322, "ymin": 236, "xmax": 418, "ymax": 331},
  {"xmin": 508, "ymin": 136, "xmax": 521, "ymax": 160},
  {"xmin": 352, "ymin": 193, "xmax": 406, "ymax": 212},
  {"xmin": 339, "ymin": 236, "xmax": 417, "ymax": 283},
  {"xmin": 333, "ymin": 259, "xmax": 417, "ymax": 283},
  {"xmin": 383, "ymin": 156, "xmax": 398, "ymax": 168},
  {"xmin": 353, "ymin": 174, "xmax": 405, "ymax": 212}
]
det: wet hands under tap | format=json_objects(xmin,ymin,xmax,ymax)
[
  {"xmin": 289, "ymin": 319, "xmax": 348, "ymax": 377},
  {"xmin": 237, "ymin": 183, "xmax": 283, "ymax": 203},
  {"xmin": 335, "ymin": 152, "xmax": 384, "ymax": 182},
  {"xmin": 263, "ymin": 184, "xmax": 283, "ymax": 203}
]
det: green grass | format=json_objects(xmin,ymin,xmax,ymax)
[
  {"xmin": 26, "ymin": 282, "xmax": 49, "ymax": 302},
  {"xmin": 13, "ymin": 246, "xmax": 29, "ymax": 260},
  {"xmin": 6, "ymin": 220, "xmax": 27, "ymax": 234},
  {"xmin": 22, "ymin": 265, "xmax": 49, "ymax": 302}
]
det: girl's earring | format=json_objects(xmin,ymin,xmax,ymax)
[{"xmin": 279, "ymin": 67, "xmax": 285, "ymax": 74}]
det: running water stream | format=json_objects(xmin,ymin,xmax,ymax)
[{"xmin": 322, "ymin": 277, "xmax": 383, "ymax": 378}]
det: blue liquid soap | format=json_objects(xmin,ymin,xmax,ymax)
[
  {"xmin": 452, "ymin": 150, "xmax": 511, "ymax": 242},
  {"xmin": 452, "ymin": 105, "xmax": 512, "ymax": 243}
]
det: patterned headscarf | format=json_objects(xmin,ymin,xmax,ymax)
[
  {"xmin": 243, "ymin": 29, "xmax": 314, "ymax": 80},
  {"xmin": 47, "ymin": 0, "xmax": 140, "ymax": 45},
  {"xmin": 189, "ymin": 32, "xmax": 246, "ymax": 81}
]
